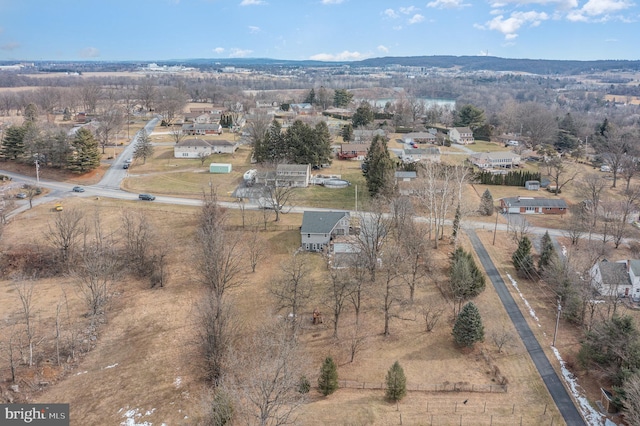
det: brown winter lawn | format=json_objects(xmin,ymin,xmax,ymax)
[{"xmin": 0, "ymin": 192, "xmax": 571, "ymax": 426}]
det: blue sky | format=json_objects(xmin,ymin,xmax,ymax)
[{"xmin": 0, "ymin": 0, "xmax": 638, "ymax": 62}]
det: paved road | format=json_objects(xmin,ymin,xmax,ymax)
[{"xmin": 466, "ymin": 229, "xmax": 586, "ymax": 426}]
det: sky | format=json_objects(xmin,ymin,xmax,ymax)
[{"xmin": 0, "ymin": 0, "xmax": 638, "ymax": 62}]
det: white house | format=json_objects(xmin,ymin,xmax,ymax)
[
  {"xmin": 590, "ymin": 259, "xmax": 640, "ymax": 300},
  {"xmin": 469, "ymin": 151, "xmax": 521, "ymax": 169},
  {"xmin": 449, "ymin": 127, "xmax": 474, "ymax": 145},
  {"xmin": 301, "ymin": 211, "xmax": 350, "ymax": 252},
  {"xmin": 401, "ymin": 147, "xmax": 441, "ymax": 163},
  {"xmin": 174, "ymin": 139, "xmax": 237, "ymax": 158},
  {"xmin": 255, "ymin": 164, "xmax": 311, "ymax": 188}
]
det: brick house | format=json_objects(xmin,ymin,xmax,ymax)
[{"xmin": 500, "ymin": 197, "xmax": 567, "ymax": 215}]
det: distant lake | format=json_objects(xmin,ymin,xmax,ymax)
[{"xmin": 364, "ymin": 98, "xmax": 456, "ymax": 109}]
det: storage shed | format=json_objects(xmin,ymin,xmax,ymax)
[{"xmin": 209, "ymin": 163, "xmax": 232, "ymax": 174}]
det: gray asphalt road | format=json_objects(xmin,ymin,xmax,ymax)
[{"xmin": 466, "ymin": 229, "xmax": 586, "ymax": 426}]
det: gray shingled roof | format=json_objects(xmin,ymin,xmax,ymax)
[
  {"xmin": 301, "ymin": 211, "xmax": 349, "ymax": 234},
  {"xmin": 501, "ymin": 197, "xmax": 567, "ymax": 208},
  {"xmin": 598, "ymin": 261, "xmax": 631, "ymax": 288},
  {"xmin": 629, "ymin": 260, "xmax": 640, "ymax": 276}
]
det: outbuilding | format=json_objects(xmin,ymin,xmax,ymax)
[{"xmin": 209, "ymin": 163, "xmax": 232, "ymax": 174}]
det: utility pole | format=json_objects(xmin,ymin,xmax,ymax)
[
  {"xmin": 35, "ymin": 158, "xmax": 40, "ymax": 185},
  {"xmin": 552, "ymin": 297, "xmax": 562, "ymax": 347},
  {"xmin": 493, "ymin": 206, "xmax": 499, "ymax": 245}
]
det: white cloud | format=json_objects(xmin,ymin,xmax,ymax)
[
  {"xmin": 310, "ymin": 50, "xmax": 366, "ymax": 61},
  {"xmin": 384, "ymin": 8, "xmax": 399, "ymax": 18},
  {"xmin": 377, "ymin": 45, "xmax": 389, "ymax": 53},
  {"xmin": 240, "ymin": 0, "xmax": 266, "ymax": 5},
  {"xmin": 213, "ymin": 47, "xmax": 225, "ymax": 54},
  {"xmin": 408, "ymin": 13, "xmax": 425, "ymax": 24},
  {"xmin": 79, "ymin": 47, "xmax": 100, "ymax": 58},
  {"xmin": 582, "ymin": 0, "xmax": 633, "ymax": 15},
  {"xmin": 321, "ymin": 0, "xmax": 344, "ymax": 3},
  {"xmin": 248, "ymin": 25, "xmax": 261, "ymax": 33},
  {"xmin": 427, "ymin": 0, "xmax": 470, "ymax": 8},
  {"xmin": 229, "ymin": 48, "xmax": 253, "ymax": 57},
  {"xmin": 482, "ymin": 10, "xmax": 549, "ymax": 39},
  {"xmin": 399, "ymin": 6, "xmax": 419, "ymax": 14},
  {"xmin": 566, "ymin": 0, "xmax": 633, "ymax": 21},
  {"xmin": 393, "ymin": 25, "xmax": 404, "ymax": 30},
  {"xmin": 489, "ymin": 0, "xmax": 577, "ymax": 7},
  {"xmin": 1, "ymin": 42, "xmax": 20, "ymax": 51}
]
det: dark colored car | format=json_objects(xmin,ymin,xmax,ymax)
[
  {"xmin": 123, "ymin": 163, "xmax": 129, "ymax": 169},
  {"xmin": 72, "ymin": 186, "xmax": 85, "ymax": 192},
  {"xmin": 138, "ymin": 193, "xmax": 156, "ymax": 201}
]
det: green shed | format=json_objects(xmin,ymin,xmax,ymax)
[{"xmin": 209, "ymin": 163, "xmax": 232, "ymax": 174}]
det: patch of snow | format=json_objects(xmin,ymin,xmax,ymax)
[
  {"xmin": 552, "ymin": 346, "xmax": 604, "ymax": 425},
  {"xmin": 174, "ymin": 376, "xmax": 182, "ymax": 388},
  {"xmin": 104, "ymin": 363, "xmax": 119, "ymax": 369},
  {"xmin": 562, "ymin": 245, "xmax": 567, "ymax": 257},
  {"xmin": 76, "ymin": 371, "xmax": 87, "ymax": 375},
  {"xmin": 506, "ymin": 274, "xmax": 540, "ymax": 325},
  {"xmin": 120, "ymin": 407, "xmax": 156, "ymax": 426},
  {"xmin": 506, "ymin": 274, "xmax": 604, "ymax": 425}
]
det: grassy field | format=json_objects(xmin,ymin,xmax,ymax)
[{"xmin": 0, "ymin": 197, "xmax": 566, "ymax": 425}]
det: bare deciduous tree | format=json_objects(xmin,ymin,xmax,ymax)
[
  {"xmin": 12, "ymin": 279, "xmax": 36, "ymax": 367},
  {"xmin": 325, "ymin": 268, "xmax": 353, "ymax": 339},
  {"xmin": 45, "ymin": 207, "xmax": 85, "ymax": 268},
  {"xmin": 227, "ymin": 324, "xmax": 309, "ymax": 426},
  {"xmin": 491, "ymin": 325, "xmax": 515, "ymax": 353},
  {"xmin": 271, "ymin": 252, "xmax": 313, "ymax": 333},
  {"xmin": 195, "ymin": 189, "xmax": 245, "ymax": 301},
  {"xmin": 355, "ymin": 203, "xmax": 390, "ymax": 281},
  {"xmin": 544, "ymin": 156, "xmax": 579, "ymax": 196},
  {"xmin": 121, "ymin": 209, "xmax": 153, "ymax": 276},
  {"xmin": 421, "ymin": 298, "xmax": 444, "ymax": 332}
]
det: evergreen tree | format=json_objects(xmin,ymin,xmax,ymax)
[
  {"xmin": 452, "ymin": 204, "xmax": 461, "ymax": 240},
  {"xmin": 63, "ymin": 107, "xmax": 72, "ymax": 121},
  {"xmin": 512, "ymin": 236, "xmax": 535, "ymax": 278},
  {"xmin": 333, "ymin": 89, "xmax": 353, "ymax": 108},
  {"xmin": 303, "ymin": 88, "xmax": 316, "ymax": 104},
  {"xmin": 385, "ymin": 361, "xmax": 407, "ymax": 402},
  {"xmin": 450, "ymin": 248, "xmax": 486, "ymax": 303},
  {"xmin": 479, "ymin": 189, "xmax": 494, "ymax": 216},
  {"xmin": 313, "ymin": 121, "xmax": 332, "ymax": 167},
  {"xmin": 538, "ymin": 231, "xmax": 557, "ymax": 271},
  {"xmin": 68, "ymin": 127, "xmax": 101, "ymax": 173},
  {"xmin": 352, "ymin": 102, "xmax": 374, "ymax": 128},
  {"xmin": 318, "ymin": 357, "xmax": 338, "ymax": 396},
  {"xmin": 134, "ymin": 129, "xmax": 154, "ymax": 164},
  {"xmin": 362, "ymin": 135, "xmax": 395, "ymax": 197},
  {"xmin": 454, "ymin": 104, "xmax": 485, "ymax": 130},
  {"xmin": 341, "ymin": 123, "xmax": 353, "ymax": 142},
  {"xmin": 452, "ymin": 301, "xmax": 485, "ymax": 348},
  {"xmin": 0, "ymin": 125, "xmax": 27, "ymax": 161}
]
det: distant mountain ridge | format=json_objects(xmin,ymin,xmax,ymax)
[{"xmin": 175, "ymin": 55, "xmax": 640, "ymax": 74}]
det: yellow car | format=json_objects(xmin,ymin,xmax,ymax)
[{"xmin": 54, "ymin": 204, "xmax": 63, "ymax": 212}]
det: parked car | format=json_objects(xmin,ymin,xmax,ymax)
[
  {"xmin": 138, "ymin": 193, "xmax": 156, "ymax": 201},
  {"xmin": 15, "ymin": 192, "xmax": 27, "ymax": 199},
  {"xmin": 72, "ymin": 186, "xmax": 85, "ymax": 192},
  {"xmin": 126, "ymin": 158, "xmax": 133, "ymax": 164},
  {"xmin": 123, "ymin": 163, "xmax": 129, "ymax": 169}
]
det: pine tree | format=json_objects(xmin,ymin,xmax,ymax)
[
  {"xmin": 23, "ymin": 103, "xmax": 38, "ymax": 123},
  {"xmin": 68, "ymin": 127, "xmax": 101, "ymax": 173},
  {"xmin": 134, "ymin": 129, "xmax": 154, "ymax": 164},
  {"xmin": 341, "ymin": 123, "xmax": 353, "ymax": 142},
  {"xmin": 0, "ymin": 125, "xmax": 27, "ymax": 161},
  {"xmin": 512, "ymin": 236, "xmax": 535, "ymax": 278},
  {"xmin": 385, "ymin": 361, "xmax": 407, "ymax": 402},
  {"xmin": 362, "ymin": 135, "xmax": 395, "ymax": 197},
  {"xmin": 479, "ymin": 189, "xmax": 494, "ymax": 216},
  {"xmin": 318, "ymin": 357, "xmax": 338, "ymax": 396},
  {"xmin": 452, "ymin": 204, "xmax": 462, "ymax": 240},
  {"xmin": 452, "ymin": 301, "xmax": 485, "ymax": 348},
  {"xmin": 538, "ymin": 231, "xmax": 557, "ymax": 271},
  {"xmin": 450, "ymin": 248, "xmax": 486, "ymax": 304}
]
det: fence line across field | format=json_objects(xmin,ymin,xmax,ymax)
[{"xmin": 337, "ymin": 380, "xmax": 508, "ymax": 393}]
